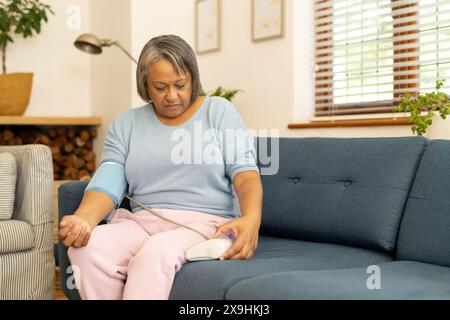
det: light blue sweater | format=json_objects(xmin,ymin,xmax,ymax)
[{"xmin": 97, "ymin": 96, "xmax": 259, "ymax": 217}]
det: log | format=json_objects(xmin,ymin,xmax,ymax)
[
  {"xmin": 50, "ymin": 145, "xmax": 60, "ymax": 157},
  {"xmin": 75, "ymin": 156, "xmax": 86, "ymax": 169},
  {"xmin": 63, "ymin": 167, "xmax": 78, "ymax": 180},
  {"xmin": 83, "ymin": 151, "xmax": 95, "ymax": 163},
  {"xmin": 39, "ymin": 134, "xmax": 51, "ymax": 145},
  {"xmin": 74, "ymin": 147, "xmax": 88, "ymax": 157},
  {"xmin": 56, "ymin": 135, "xmax": 68, "ymax": 144},
  {"xmin": 74, "ymin": 136, "xmax": 86, "ymax": 147},
  {"xmin": 47, "ymin": 129, "xmax": 57, "ymax": 138},
  {"xmin": 53, "ymin": 162, "xmax": 61, "ymax": 174},
  {"xmin": 80, "ymin": 130, "xmax": 90, "ymax": 142},
  {"xmin": 89, "ymin": 128, "xmax": 98, "ymax": 139},
  {"xmin": 9, "ymin": 136, "xmax": 23, "ymax": 145},
  {"xmin": 22, "ymin": 131, "xmax": 36, "ymax": 144},
  {"xmin": 3, "ymin": 129, "xmax": 14, "ymax": 141},
  {"xmin": 56, "ymin": 127, "xmax": 66, "ymax": 136},
  {"xmin": 78, "ymin": 169, "xmax": 91, "ymax": 180},
  {"xmin": 86, "ymin": 161, "xmax": 96, "ymax": 172},
  {"xmin": 66, "ymin": 154, "xmax": 78, "ymax": 168},
  {"xmin": 64, "ymin": 142, "xmax": 75, "ymax": 154},
  {"xmin": 50, "ymin": 139, "xmax": 63, "ymax": 149},
  {"xmin": 56, "ymin": 155, "xmax": 69, "ymax": 167},
  {"xmin": 0, "ymin": 124, "xmax": 98, "ymax": 181},
  {"xmin": 67, "ymin": 129, "xmax": 76, "ymax": 139}
]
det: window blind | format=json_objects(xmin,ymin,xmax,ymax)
[{"xmin": 315, "ymin": 0, "xmax": 450, "ymax": 118}]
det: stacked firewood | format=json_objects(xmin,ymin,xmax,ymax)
[{"xmin": 0, "ymin": 126, "xmax": 97, "ymax": 180}]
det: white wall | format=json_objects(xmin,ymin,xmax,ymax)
[
  {"xmin": 128, "ymin": 0, "xmax": 421, "ymax": 138},
  {"xmin": 9, "ymin": 0, "xmax": 450, "ymax": 141},
  {"xmin": 130, "ymin": 0, "xmax": 295, "ymax": 136},
  {"xmin": 130, "ymin": 0, "xmax": 195, "ymax": 108},
  {"xmin": 4, "ymin": 0, "xmax": 133, "ymax": 161},
  {"xmin": 107, "ymin": 0, "xmax": 450, "ymax": 140},
  {"xmin": 5, "ymin": 0, "xmax": 91, "ymax": 116},
  {"xmin": 90, "ymin": 0, "xmax": 132, "ymax": 163}
]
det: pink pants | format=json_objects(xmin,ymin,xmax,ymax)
[{"xmin": 67, "ymin": 208, "xmax": 232, "ymax": 300}]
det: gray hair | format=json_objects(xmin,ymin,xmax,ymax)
[{"xmin": 136, "ymin": 35, "xmax": 203, "ymax": 105}]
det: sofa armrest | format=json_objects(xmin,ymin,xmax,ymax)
[
  {"xmin": 57, "ymin": 181, "xmax": 89, "ymax": 218},
  {"xmin": 57, "ymin": 181, "xmax": 89, "ymax": 300},
  {"xmin": 57, "ymin": 181, "xmax": 133, "ymax": 299},
  {"xmin": 0, "ymin": 144, "xmax": 53, "ymax": 226}
]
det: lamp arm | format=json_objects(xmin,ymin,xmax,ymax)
[{"xmin": 112, "ymin": 41, "xmax": 138, "ymax": 64}]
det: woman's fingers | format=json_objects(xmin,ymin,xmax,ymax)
[
  {"xmin": 63, "ymin": 223, "xmax": 81, "ymax": 247},
  {"xmin": 72, "ymin": 225, "xmax": 89, "ymax": 248},
  {"xmin": 81, "ymin": 229, "xmax": 91, "ymax": 247},
  {"xmin": 222, "ymin": 235, "xmax": 247, "ymax": 260},
  {"xmin": 229, "ymin": 243, "xmax": 253, "ymax": 260},
  {"xmin": 60, "ymin": 215, "xmax": 93, "ymax": 248},
  {"xmin": 59, "ymin": 216, "xmax": 71, "ymax": 228},
  {"xmin": 59, "ymin": 224, "xmax": 73, "ymax": 240},
  {"xmin": 59, "ymin": 216, "xmax": 74, "ymax": 239},
  {"xmin": 226, "ymin": 235, "xmax": 258, "ymax": 260}
]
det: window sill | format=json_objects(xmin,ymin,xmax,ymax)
[{"xmin": 288, "ymin": 118, "xmax": 413, "ymax": 129}]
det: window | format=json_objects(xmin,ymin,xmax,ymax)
[{"xmin": 315, "ymin": 0, "xmax": 450, "ymax": 118}]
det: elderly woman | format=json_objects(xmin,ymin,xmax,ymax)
[{"xmin": 60, "ymin": 35, "xmax": 262, "ymax": 300}]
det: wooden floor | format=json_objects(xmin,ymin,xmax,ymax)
[
  {"xmin": 54, "ymin": 181, "xmax": 69, "ymax": 300},
  {"xmin": 54, "ymin": 267, "xmax": 68, "ymax": 300}
]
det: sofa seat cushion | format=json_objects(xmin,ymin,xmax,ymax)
[
  {"xmin": 0, "ymin": 219, "xmax": 34, "ymax": 253},
  {"xmin": 0, "ymin": 152, "xmax": 17, "ymax": 220},
  {"xmin": 169, "ymin": 235, "xmax": 393, "ymax": 299},
  {"xmin": 225, "ymin": 261, "xmax": 450, "ymax": 300}
]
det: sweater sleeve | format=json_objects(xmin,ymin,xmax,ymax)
[
  {"xmin": 216, "ymin": 98, "xmax": 259, "ymax": 182},
  {"xmin": 85, "ymin": 112, "xmax": 131, "ymax": 209},
  {"xmin": 100, "ymin": 112, "xmax": 132, "ymax": 165}
]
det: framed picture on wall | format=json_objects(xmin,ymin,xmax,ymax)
[
  {"xmin": 195, "ymin": 0, "xmax": 221, "ymax": 54},
  {"xmin": 252, "ymin": 0, "xmax": 284, "ymax": 42}
]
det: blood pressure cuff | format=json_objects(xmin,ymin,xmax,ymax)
[{"xmin": 85, "ymin": 161, "xmax": 127, "ymax": 220}]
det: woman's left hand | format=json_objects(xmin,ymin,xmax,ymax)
[{"xmin": 213, "ymin": 216, "xmax": 260, "ymax": 260}]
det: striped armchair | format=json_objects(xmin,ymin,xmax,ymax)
[{"xmin": 0, "ymin": 145, "xmax": 55, "ymax": 299}]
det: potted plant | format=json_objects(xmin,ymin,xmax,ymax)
[
  {"xmin": 0, "ymin": 0, "xmax": 53, "ymax": 116},
  {"xmin": 393, "ymin": 80, "xmax": 450, "ymax": 136},
  {"xmin": 201, "ymin": 86, "xmax": 243, "ymax": 102}
]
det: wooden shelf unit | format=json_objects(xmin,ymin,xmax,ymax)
[{"xmin": 0, "ymin": 116, "xmax": 101, "ymax": 126}]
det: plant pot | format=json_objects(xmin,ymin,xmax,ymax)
[{"xmin": 0, "ymin": 72, "xmax": 33, "ymax": 116}]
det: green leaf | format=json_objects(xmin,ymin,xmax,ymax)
[
  {"xmin": 393, "ymin": 79, "xmax": 450, "ymax": 136},
  {"xmin": 0, "ymin": 0, "xmax": 54, "ymax": 70},
  {"xmin": 204, "ymin": 86, "xmax": 243, "ymax": 102}
]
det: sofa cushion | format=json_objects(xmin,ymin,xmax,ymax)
[
  {"xmin": 169, "ymin": 235, "xmax": 393, "ymax": 299},
  {"xmin": 256, "ymin": 137, "xmax": 428, "ymax": 252},
  {"xmin": 225, "ymin": 261, "xmax": 450, "ymax": 299},
  {"xmin": 0, "ymin": 219, "xmax": 34, "ymax": 253},
  {"xmin": 0, "ymin": 152, "xmax": 17, "ymax": 220},
  {"xmin": 397, "ymin": 140, "xmax": 450, "ymax": 267}
]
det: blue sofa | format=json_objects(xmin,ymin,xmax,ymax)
[{"xmin": 58, "ymin": 137, "xmax": 450, "ymax": 299}]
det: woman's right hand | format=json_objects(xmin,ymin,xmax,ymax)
[{"xmin": 59, "ymin": 214, "xmax": 93, "ymax": 248}]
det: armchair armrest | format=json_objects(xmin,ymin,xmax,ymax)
[{"xmin": 0, "ymin": 144, "xmax": 53, "ymax": 226}]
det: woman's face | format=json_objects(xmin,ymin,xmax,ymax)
[{"xmin": 147, "ymin": 59, "xmax": 193, "ymax": 118}]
